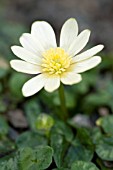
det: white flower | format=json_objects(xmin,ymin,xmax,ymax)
[{"xmin": 10, "ymin": 18, "xmax": 104, "ymax": 97}]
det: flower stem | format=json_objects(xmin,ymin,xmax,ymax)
[{"xmin": 58, "ymin": 83, "xmax": 68, "ymax": 121}]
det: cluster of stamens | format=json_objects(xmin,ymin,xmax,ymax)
[{"xmin": 41, "ymin": 48, "xmax": 72, "ymax": 75}]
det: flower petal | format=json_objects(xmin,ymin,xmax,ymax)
[
  {"xmin": 73, "ymin": 44, "xmax": 104, "ymax": 62},
  {"xmin": 20, "ymin": 33, "xmax": 44, "ymax": 56},
  {"xmin": 61, "ymin": 72, "xmax": 82, "ymax": 85},
  {"xmin": 10, "ymin": 60, "xmax": 41, "ymax": 74},
  {"xmin": 60, "ymin": 18, "xmax": 78, "ymax": 50},
  {"xmin": 73, "ymin": 56, "xmax": 102, "ymax": 73},
  {"xmin": 44, "ymin": 76, "xmax": 60, "ymax": 92},
  {"xmin": 67, "ymin": 29, "xmax": 91, "ymax": 56},
  {"xmin": 22, "ymin": 74, "xmax": 47, "ymax": 97},
  {"xmin": 11, "ymin": 46, "xmax": 41, "ymax": 65},
  {"xmin": 31, "ymin": 21, "xmax": 57, "ymax": 50}
]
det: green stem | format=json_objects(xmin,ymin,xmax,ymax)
[{"xmin": 58, "ymin": 83, "xmax": 68, "ymax": 121}]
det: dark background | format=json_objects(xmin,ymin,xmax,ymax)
[{"xmin": 0, "ymin": 0, "xmax": 113, "ymax": 54}]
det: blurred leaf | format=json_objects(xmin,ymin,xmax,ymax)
[
  {"xmin": 24, "ymin": 98, "xmax": 42, "ymax": 130},
  {"xmin": 50, "ymin": 121, "xmax": 74, "ymax": 168},
  {"xmin": 18, "ymin": 146, "xmax": 53, "ymax": 170},
  {"xmin": 0, "ymin": 83, "xmax": 3, "ymax": 93},
  {"xmin": 0, "ymin": 145, "xmax": 53, "ymax": 170},
  {"xmin": 18, "ymin": 147, "xmax": 33, "ymax": 170},
  {"xmin": 53, "ymin": 168, "xmax": 68, "ymax": 170},
  {"xmin": 0, "ymin": 146, "xmax": 53, "ymax": 170},
  {"xmin": 51, "ymin": 121, "xmax": 74, "ymax": 142},
  {"xmin": 91, "ymin": 127, "xmax": 102, "ymax": 144},
  {"xmin": 84, "ymin": 91, "xmax": 110, "ymax": 107},
  {"xmin": 0, "ymin": 68, "xmax": 8, "ymax": 79},
  {"xmin": 76, "ymin": 128, "xmax": 94, "ymax": 150},
  {"xmin": 75, "ymin": 70, "xmax": 98, "ymax": 94},
  {"xmin": 65, "ymin": 90, "xmax": 75, "ymax": 108},
  {"xmin": 0, "ymin": 20, "xmax": 27, "ymax": 60},
  {"xmin": 9, "ymin": 72, "xmax": 29, "ymax": 100},
  {"xmin": 50, "ymin": 133, "xmax": 69, "ymax": 168},
  {"xmin": 41, "ymin": 89, "xmax": 75, "ymax": 109},
  {"xmin": 83, "ymin": 77, "xmax": 113, "ymax": 113},
  {"xmin": 71, "ymin": 161, "xmax": 99, "ymax": 170},
  {"xmin": 16, "ymin": 131, "xmax": 47, "ymax": 148},
  {"xmin": 0, "ymin": 115, "xmax": 9, "ymax": 136},
  {"xmin": 96, "ymin": 136, "xmax": 113, "ymax": 161},
  {"xmin": 40, "ymin": 90, "xmax": 56, "ymax": 108},
  {"xmin": 100, "ymin": 54, "xmax": 113, "ymax": 70},
  {"xmin": 63, "ymin": 139, "xmax": 94, "ymax": 168},
  {"xmin": 0, "ymin": 157, "xmax": 18, "ymax": 170},
  {"xmin": 96, "ymin": 115, "xmax": 113, "ymax": 135},
  {"xmin": 0, "ymin": 136, "xmax": 15, "ymax": 153},
  {"xmin": 0, "ymin": 98, "xmax": 7, "ymax": 112}
]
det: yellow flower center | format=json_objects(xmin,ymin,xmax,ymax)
[{"xmin": 41, "ymin": 48, "xmax": 72, "ymax": 75}]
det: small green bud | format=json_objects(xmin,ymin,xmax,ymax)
[{"xmin": 35, "ymin": 114, "xmax": 54, "ymax": 135}]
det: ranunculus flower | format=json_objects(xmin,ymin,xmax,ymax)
[{"xmin": 10, "ymin": 18, "xmax": 104, "ymax": 97}]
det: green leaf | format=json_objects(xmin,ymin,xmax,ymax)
[
  {"xmin": 0, "ymin": 158, "xmax": 18, "ymax": 170},
  {"xmin": 0, "ymin": 83, "xmax": 3, "ymax": 93},
  {"xmin": 74, "ymin": 70, "xmax": 98, "ymax": 95},
  {"xmin": 24, "ymin": 98, "xmax": 42, "ymax": 130},
  {"xmin": 9, "ymin": 72, "xmax": 28, "ymax": 100},
  {"xmin": 71, "ymin": 161, "xmax": 99, "ymax": 170},
  {"xmin": 40, "ymin": 90, "xmax": 56, "ymax": 108},
  {"xmin": 18, "ymin": 147, "xmax": 33, "ymax": 170},
  {"xmin": 41, "ymin": 89, "xmax": 75, "ymax": 109},
  {"xmin": 0, "ymin": 146, "xmax": 53, "ymax": 170},
  {"xmin": 18, "ymin": 146, "xmax": 53, "ymax": 170},
  {"xmin": 50, "ymin": 121, "xmax": 74, "ymax": 168},
  {"xmin": 91, "ymin": 127, "xmax": 102, "ymax": 145},
  {"xmin": 53, "ymin": 168, "xmax": 68, "ymax": 170},
  {"xmin": 50, "ymin": 133, "xmax": 69, "ymax": 168},
  {"xmin": 76, "ymin": 128, "xmax": 94, "ymax": 149},
  {"xmin": 0, "ymin": 97, "xmax": 7, "ymax": 113},
  {"xmin": 63, "ymin": 139, "xmax": 94, "ymax": 168},
  {"xmin": 0, "ymin": 20, "xmax": 26, "ymax": 60},
  {"xmin": 96, "ymin": 115, "xmax": 113, "ymax": 135},
  {"xmin": 52, "ymin": 121, "xmax": 74, "ymax": 142},
  {"xmin": 83, "ymin": 91, "xmax": 110, "ymax": 108},
  {"xmin": 96, "ymin": 136, "xmax": 113, "ymax": 161},
  {"xmin": 0, "ymin": 136, "xmax": 15, "ymax": 153},
  {"xmin": 16, "ymin": 131, "xmax": 47, "ymax": 148},
  {"xmin": 0, "ymin": 115, "xmax": 9, "ymax": 136},
  {"xmin": 0, "ymin": 68, "xmax": 8, "ymax": 79}
]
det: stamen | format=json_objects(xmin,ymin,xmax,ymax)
[{"xmin": 41, "ymin": 48, "xmax": 71, "ymax": 75}]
